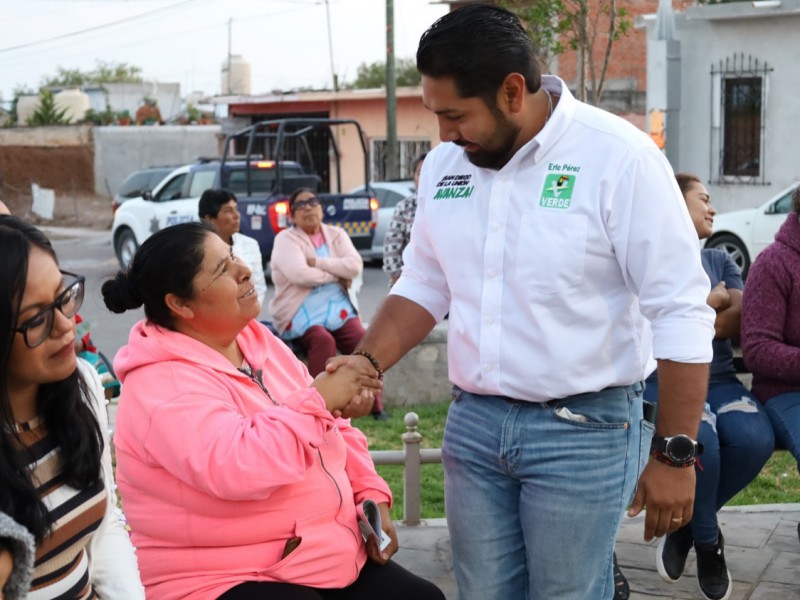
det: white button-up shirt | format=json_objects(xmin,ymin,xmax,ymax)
[{"xmin": 391, "ymin": 76, "xmax": 715, "ymax": 403}]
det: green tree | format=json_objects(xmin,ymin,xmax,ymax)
[
  {"xmin": 26, "ymin": 90, "xmax": 69, "ymax": 126},
  {"xmin": 502, "ymin": 0, "xmax": 631, "ymax": 106},
  {"xmin": 345, "ymin": 57, "xmax": 421, "ymax": 89},
  {"xmin": 41, "ymin": 60, "xmax": 143, "ymax": 87}
]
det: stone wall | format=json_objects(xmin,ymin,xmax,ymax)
[
  {"xmin": 381, "ymin": 323, "xmax": 452, "ymax": 406},
  {"xmin": 0, "ymin": 126, "xmax": 94, "ymax": 195}
]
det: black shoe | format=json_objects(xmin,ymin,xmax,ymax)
[
  {"xmin": 695, "ymin": 530, "xmax": 732, "ymax": 600},
  {"xmin": 371, "ymin": 410, "xmax": 390, "ymax": 421},
  {"xmin": 656, "ymin": 524, "xmax": 693, "ymax": 583},
  {"xmin": 612, "ymin": 553, "xmax": 630, "ymax": 600}
]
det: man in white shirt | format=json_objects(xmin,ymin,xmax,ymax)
[
  {"xmin": 347, "ymin": 5, "xmax": 715, "ymax": 600},
  {"xmin": 199, "ymin": 188, "xmax": 267, "ymax": 305}
]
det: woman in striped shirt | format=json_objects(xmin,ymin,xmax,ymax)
[{"xmin": 0, "ymin": 216, "xmax": 144, "ymax": 599}]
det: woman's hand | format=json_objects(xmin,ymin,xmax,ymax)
[
  {"xmin": 706, "ymin": 281, "xmax": 731, "ymax": 311},
  {"xmin": 306, "ymin": 256, "xmax": 317, "ymax": 267},
  {"xmin": 325, "ymin": 355, "xmax": 382, "ymax": 418},
  {"xmin": 365, "ymin": 502, "xmax": 398, "ymax": 564},
  {"xmin": 312, "ymin": 360, "xmax": 381, "ymax": 415}
]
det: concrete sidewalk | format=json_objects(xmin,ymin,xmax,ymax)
[{"xmin": 392, "ymin": 505, "xmax": 800, "ymax": 600}]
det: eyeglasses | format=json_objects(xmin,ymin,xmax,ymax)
[
  {"xmin": 292, "ymin": 197, "xmax": 321, "ymax": 211},
  {"xmin": 15, "ymin": 271, "xmax": 85, "ymax": 349}
]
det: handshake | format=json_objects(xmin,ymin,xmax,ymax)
[{"xmin": 311, "ymin": 353, "xmax": 383, "ymax": 419}]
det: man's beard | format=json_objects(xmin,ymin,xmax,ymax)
[{"xmin": 455, "ymin": 108, "xmax": 521, "ymax": 170}]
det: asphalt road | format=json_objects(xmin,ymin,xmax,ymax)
[{"xmin": 48, "ymin": 227, "xmax": 393, "ymax": 364}]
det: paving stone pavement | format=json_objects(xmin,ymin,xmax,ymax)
[{"xmin": 393, "ymin": 505, "xmax": 800, "ymax": 600}]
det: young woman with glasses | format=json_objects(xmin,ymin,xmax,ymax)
[{"xmin": 0, "ymin": 215, "xmax": 144, "ymax": 598}]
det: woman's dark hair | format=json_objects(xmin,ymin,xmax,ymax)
[
  {"xmin": 417, "ymin": 4, "xmax": 540, "ymax": 107},
  {"xmin": 103, "ymin": 221, "xmax": 214, "ymax": 330},
  {"xmin": 674, "ymin": 172, "xmax": 702, "ymax": 198},
  {"xmin": 289, "ymin": 187, "xmax": 317, "ymax": 213},
  {"xmin": 792, "ymin": 185, "xmax": 800, "ymax": 214},
  {"xmin": 0, "ymin": 216, "xmax": 103, "ymax": 543}
]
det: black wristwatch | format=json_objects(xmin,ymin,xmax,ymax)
[{"xmin": 651, "ymin": 434, "xmax": 704, "ymax": 466}]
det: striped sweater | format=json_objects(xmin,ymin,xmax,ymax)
[
  {"xmin": 15, "ymin": 416, "xmax": 106, "ymax": 598},
  {"xmin": 10, "ymin": 360, "xmax": 144, "ymax": 600}
]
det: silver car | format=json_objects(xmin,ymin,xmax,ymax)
[{"xmin": 350, "ymin": 181, "xmax": 415, "ymax": 262}]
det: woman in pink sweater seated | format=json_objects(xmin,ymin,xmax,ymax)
[
  {"xmin": 269, "ymin": 188, "xmax": 387, "ymax": 419},
  {"xmin": 102, "ymin": 222, "xmax": 444, "ymax": 600}
]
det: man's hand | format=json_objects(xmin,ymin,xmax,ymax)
[
  {"xmin": 365, "ymin": 502, "xmax": 398, "ymax": 564},
  {"xmin": 325, "ymin": 355, "xmax": 381, "ymax": 418},
  {"xmin": 628, "ymin": 460, "xmax": 696, "ymax": 541}
]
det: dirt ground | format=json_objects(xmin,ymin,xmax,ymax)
[{"xmin": 0, "ymin": 183, "xmax": 113, "ymax": 229}]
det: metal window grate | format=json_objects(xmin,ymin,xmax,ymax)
[
  {"xmin": 371, "ymin": 138, "xmax": 431, "ymax": 182},
  {"xmin": 709, "ymin": 54, "xmax": 772, "ymax": 186}
]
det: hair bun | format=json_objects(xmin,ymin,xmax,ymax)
[{"xmin": 102, "ymin": 271, "xmax": 143, "ymax": 313}]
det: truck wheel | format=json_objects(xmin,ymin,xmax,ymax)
[
  {"xmin": 115, "ymin": 228, "xmax": 139, "ymax": 269},
  {"xmin": 706, "ymin": 234, "xmax": 751, "ymax": 278}
]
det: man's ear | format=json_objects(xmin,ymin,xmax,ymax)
[
  {"xmin": 165, "ymin": 292, "xmax": 195, "ymax": 320},
  {"xmin": 499, "ymin": 73, "xmax": 527, "ymax": 114}
]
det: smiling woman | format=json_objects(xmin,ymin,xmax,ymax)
[
  {"xmin": 0, "ymin": 215, "xmax": 144, "ymax": 599},
  {"xmin": 100, "ymin": 221, "xmax": 442, "ymax": 599}
]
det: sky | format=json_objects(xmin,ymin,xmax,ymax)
[{"xmin": 0, "ymin": 0, "xmax": 449, "ymax": 104}]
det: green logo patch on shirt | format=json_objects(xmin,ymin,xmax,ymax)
[{"xmin": 540, "ymin": 174, "xmax": 576, "ymax": 209}]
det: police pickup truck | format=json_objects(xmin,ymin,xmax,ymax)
[{"xmin": 111, "ymin": 118, "xmax": 378, "ymax": 270}]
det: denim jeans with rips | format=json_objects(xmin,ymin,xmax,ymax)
[
  {"xmin": 442, "ymin": 383, "xmax": 649, "ymax": 600},
  {"xmin": 644, "ymin": 379, "xmax": 774, "ymax": 545}
]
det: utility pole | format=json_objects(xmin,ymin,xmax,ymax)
[
  {"xmin": 325, "ymin": 0, "xmax": 338, "ymax": 91},
  {"xmin": 386, "ymin": 0, "xmax": 399, "ymax": 181},
  {"xmin": 227, "ymin": 17, "xmax": 232, "ymax": 94}
]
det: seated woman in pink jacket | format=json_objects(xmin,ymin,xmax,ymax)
[
  {"xmin": 102, "ymin": 222, "xmax": 444, "ymax": 600},
  {"xmin": 269, "ymin": 188, "xmax": 387, "ymax": 419}
]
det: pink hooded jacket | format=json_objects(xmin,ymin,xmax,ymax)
[{"xmin": 113, "ymin": 319, "xmax": 391, "ymax": 600}]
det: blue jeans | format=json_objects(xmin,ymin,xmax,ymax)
[
  {"xmin": 644, "ymin": 379, "xmax": 774, "ymax": 545},
  {"xmin": 764, "ymin": 391, "xmax": 800, "ymax": 469},
  {"xmin": 442, "ymin": 383, "xmax": 649, "ymax": 600}
]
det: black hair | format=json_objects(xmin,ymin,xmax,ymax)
[
  {"xmin": 416, "ymin": 4, "xmax": 540, "ymax": 107},
  {"xmin": 102, "ymin": 221, "xmax": 214, "ymax": 330},
  {"xmin": 674, "ymin": 172, "xmax": 702, "ymax": 199},
  {"xmin": 412, "ymin": 152, "xmax": 428, "ymax": 174},
  {"xmin": 198, "ymin": 188, "xmax": 237, "ymax": 220},
  {"xmin": 793, "ymin": 185, "xmax": 800, "ymax": 214},
  {"xmin": 288, "ymin": 187, "xmax": 318, "ymax": 213},
  {"xmin": 0, "ymin": 216, "xmax": 103, "ymax": 543}
]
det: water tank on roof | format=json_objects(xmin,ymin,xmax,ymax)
[
  {"xmin": 16, "ymin": 95, "xmax": 40, "ymax": 126},
  {"xmin": 54, "ymin": 88, "xmax": 89, "ymax": 124},
  {"xmin": 221, "ymin": 54, "xmax": 251, "ymax": 95}
]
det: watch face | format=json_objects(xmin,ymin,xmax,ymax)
[{"xmin": 666, "ymin": 435, "xmax": 696, "ymax": 462}]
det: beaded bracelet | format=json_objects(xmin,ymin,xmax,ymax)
[
  {"xmin": 352, "ymin": 350, "xmax": 384, "ymax": 380},
  {"xmin": 650, "ymin": 449, "xmax": 696, "ymax": 469}
]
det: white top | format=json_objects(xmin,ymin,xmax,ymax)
[
  {"xmin": 232, "ymin": 232, "xmax": 268, "ymax": 305},
  {"xmin": 391, "ymin": 75, "xmax": 715, "ymax": 403}
]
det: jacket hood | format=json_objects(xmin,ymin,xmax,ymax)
[
  {"xmin": 775, "ymin": 212, "xmax": 800, "ymax": 255},
  {"xmin": 0, "ymin": 512, "xmax": 35, "ymax": 600},
  {"xmin": 114, "ymin": 319, "xmax": 271, "ymax": 383}
]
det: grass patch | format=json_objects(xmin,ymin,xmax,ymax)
[
  {"xmin": 358, "ymin": 401, "xmax": 800, "ymax": 520},
  {"xmin": 356, "ymin": 401, "xmax": 450, "ymax": 520},
  {"xmin": 729, "ymin": 450, "xmax": 800, "ymax": 505}
]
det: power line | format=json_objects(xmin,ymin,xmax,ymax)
[{"xmin": 0, "ymin": 0, "xmax": 200, "ymax": 54}]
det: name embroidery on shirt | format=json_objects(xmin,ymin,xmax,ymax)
[
  {"xmin": 434, "ymin": 174, "xmax": 474, "ymax": 200},
  {"xmin": 540, "ymin": 166, "xmax": 580, "ymax": 209}
]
